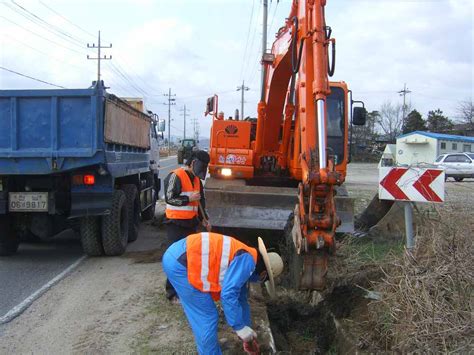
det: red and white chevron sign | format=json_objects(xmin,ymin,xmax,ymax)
[{"xmin": 379, "ymin": 167, "xmax": 445, "ymax": 202}]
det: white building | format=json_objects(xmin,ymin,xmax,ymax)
[{"xmin": 395, "ymin": 131, "xmax": 474, "ymax": 165}]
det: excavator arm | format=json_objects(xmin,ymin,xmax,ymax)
[
  {"xmin": 256, "ymin": 0, "xmax": 341, "ymax": 289},
  {"xmin": 205, "ymin": 0, "xmax": 367, "ymax": 290}
]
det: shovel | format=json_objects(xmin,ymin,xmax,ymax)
[{"xmin": 198, "ymin": 202, "xmax": 212, "ymax": 232}]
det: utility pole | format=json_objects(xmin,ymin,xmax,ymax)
[
  {"xmin": 236, "ymin": 81, "xmax": 250, "ymax": 119},
  {"xmin": 191, "ymin": 118, "xmax": 200, "ymax": 142},
  {"xmin": 180, "ymin": 105, "xmax": 189, "ymax": 140},
  {"xmin": 398, "ymin": 83, "xmax": 412, "ymax": 128},
  {"xmin": 260, "ymin": 0, "xmax": 268, "ymax": 101},
  {"xmin": 87, "ymin": 31, "xmax": 112, "ymax": 85},
  {"xmin": 163, "ymin": 88, "xmax": 176, "ymax": 154}
]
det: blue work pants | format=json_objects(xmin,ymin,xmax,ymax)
[{"xmin": 162, "ymin": 241, "xmax": 222, "ymax": 355}]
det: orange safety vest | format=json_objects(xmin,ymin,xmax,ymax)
[
  {"xmin": 186, "ymin": 232, "xmax": 258, "ymax": 300},
  {"xmin": 166, "ymin": 168, "xmax": 200, "ymax": 220}
]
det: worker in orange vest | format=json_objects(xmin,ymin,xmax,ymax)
[
  {"xmin": 163, "ymin": 150, "xmax": 211, "ymax": 301},
  {"xmin": 162, "ymin": 232, "xmax": 284, "ymax": 354}
]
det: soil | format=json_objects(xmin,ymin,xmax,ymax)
[
  {"xmin": 0, "ymin": 164, "xmax": 470, "ymax": 354},
  {"xmin": 0, "ymin": 211, "xmax": 273, "ymax": 354}
]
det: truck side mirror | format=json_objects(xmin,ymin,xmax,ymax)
[
  {"xmin": 158, "ymin": 119, "xmax": 166, "ymax": 132},
  {"xmin": 352, "ymin": 107, "xmax": 367, "ymax": 126},
  {"xmin": 206, "ymin": 96, "xmax": 215, "ymax": 115}
]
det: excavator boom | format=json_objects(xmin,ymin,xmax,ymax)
[{"xmin": 205, "ymin": 0, "xmax": 366, "ymax": 290}]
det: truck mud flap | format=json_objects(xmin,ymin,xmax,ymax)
[{"xmin": 70, "ymin": 191, "xmax": 113, "ymax": 218}]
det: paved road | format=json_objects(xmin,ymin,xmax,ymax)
[
  {"xmin": 0, "ymin": 230, "xmax": 83, "ymax": 319},
  {"xmin": 158, "ymin": 155, "xmax": 180, "ymax": 198},
  {"xmin": 0, "ymin": 156, "xmax": 178, "ymax": 321}
]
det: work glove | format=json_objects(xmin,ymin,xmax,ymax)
[{"xmin": 236, "ymin": 326, "xmax": 257, "ymax": 342}]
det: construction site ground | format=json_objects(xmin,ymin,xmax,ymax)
[{"xmin": 0, "ymin": 163, "xmax": 471, "ymax": 353}]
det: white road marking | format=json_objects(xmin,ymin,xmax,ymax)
[{"xmin": 0, "ymin": 255, "xmax": 87, "ymax": 324}]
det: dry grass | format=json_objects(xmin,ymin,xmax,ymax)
[{"xmin": 367, "ymin": 207, "xmax": 474, "ymax": 352}]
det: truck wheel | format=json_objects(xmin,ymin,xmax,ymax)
[
  {"xmin": 454, "ymin": 177, "xmax": 464, "ymax": 182},
  {"xmin": 80, "ymin": 217, "xmax": 103, "ymax": 256},
  {"xmin": 177, "ymin": 151, "xmax": 184, "ymax": 164},
  {"xmin": 122, "ymin": 184, "xmax": 140, "ymax": 242},
  {"xmin": 102, "ymin": 190, "xmax": 129, "ymax": 256},
  {"xmin": 0, "ymin": 216, "xmax": 19, "ymax": 256}
]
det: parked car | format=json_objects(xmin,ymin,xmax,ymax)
[{"xmin": 434, "ymin": 153, "xmax": 474, "ymax": 182}]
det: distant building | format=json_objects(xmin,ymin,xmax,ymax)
[{"xmin": 395, "ymin": 131, "xmax": 474, "ymax": 165}]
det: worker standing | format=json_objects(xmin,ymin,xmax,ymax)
[
  {"xmin": 164, "ymin": 150, "xmax": 211, "ymax": 301},
  {"xmin": 162, "ymin": 232, "xmax": 284, "ymax": 354}
]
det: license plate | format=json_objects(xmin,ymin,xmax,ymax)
[{"xmin": 9, "ymin": 192, "xmax": 48, "ymax": 212}]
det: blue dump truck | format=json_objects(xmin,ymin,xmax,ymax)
[{"xmin": 0, "ymin": 82, "xmax": 163, "ymax": 256}]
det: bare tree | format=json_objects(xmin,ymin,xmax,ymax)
[
  {"xmin": 456, "ymin": 100, "xmax": 473, "ymax": 127},
  {"xmin": 376, "ymin": 101, "xmax": 407, "ymax": 142}
]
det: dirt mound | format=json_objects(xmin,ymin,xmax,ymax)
[{"xmin": 124, "ymin": 248, "xmax": 165, "ymax": 263}]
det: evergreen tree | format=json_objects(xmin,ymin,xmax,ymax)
[
  {"xmin": 403, "ymin": 109, "xmax": 426, "ymax": 133},
  {"xmin": 426, "ymin": 109, "xmax": 453, "ymax": 132}
]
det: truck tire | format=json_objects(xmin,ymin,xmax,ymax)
[
  {"xmin": 454, "ymin": 177, "xmax": 464, "ymax": 182},
  {"xmin": 80, "ymin": 216, "xmax": 103, "ymax": 256},
  {"xmin": 0, "ymin": 216, "xmax": 19, "ymax": 256},
  {"xmin": 102, "ymin": 189, "xmax": 129, "ymax": 256},
  {"xmin": 121, "ymin": 184, "xmax": 140, "ymax": 242},
  {"xmin": 177, "ymin": 151, "xmax": 184, "ymax": 164}
]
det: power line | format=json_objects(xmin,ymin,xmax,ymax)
[
  {"xmin": 268, "ymin": 0, "xmax": 279, "ymax": 37},
  {"xmin": 4, "ymin": 1, "xmax": 86, "ymax": 49},
  {"xmin": 0, "ymin": 65, "xmax": 67, "ymax": 88},
  {"xmin": 114, "ymin": 57, "xmax": 158, "ymax": 95},
  {"xmin": 243, "ymin": 3, "xmax": 260, "ymax": 83},
  {"xmin": 0, "ymin": 15, "xmax": 86, "ymax": 55},
  {"xmin": 38, "ymin": 0, "xmax": 96, "ymax": 40},
  {"xmin": 107, "ymin": 62, "xmax": 148, "ymax": 98},
  {"xmin": 113, "ymin": 60, "xmax": 149, "ymax": 96},
  {"xmin": 240, "ymin": 0, "xmax": 256, "ymax": 81},
  {"xmin": 10, "ymin": 0, "xmax": 86, "ymax": 45}
]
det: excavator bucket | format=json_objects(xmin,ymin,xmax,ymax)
[{"xmin": 204, "ymin": 178, "xmax": 355, "ymax": 234}]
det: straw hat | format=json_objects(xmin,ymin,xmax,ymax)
[{"xmin": 258, "ymin": 237, "xmax": 284, "ymax": 298}]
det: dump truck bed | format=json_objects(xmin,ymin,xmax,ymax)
[{"xmin": 0, "ymin": 86, "xmax": 151, "ymax": 176}]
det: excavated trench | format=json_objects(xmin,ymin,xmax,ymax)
[
  {"xmin": 265, "ymin": 285, "xmax": 365, "ymax": 354},
  {"xmin": 260, "ymin": 213, "xmax": 376, "ymax": 354}
]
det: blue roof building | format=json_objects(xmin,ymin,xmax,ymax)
[{"xmin": 395, "ymin": 131, "xmax": 474, "ymax": 164}]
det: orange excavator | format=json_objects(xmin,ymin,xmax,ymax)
[{"xmin": 204, "ymin": 0, "xmax": 366, "ymax": 289}]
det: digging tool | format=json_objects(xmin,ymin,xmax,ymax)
[
  {"xmin": 198, "ymin": 202, "xmax": 212, "ymax": 232},
  {"xmin": 243, "ymin": 339, "xmax": 260, "ymax": 355}
]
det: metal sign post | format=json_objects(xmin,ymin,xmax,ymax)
[
  {"xmin": 404, "ymin": 202, "xmax": 414, "ymax": 250},
  {"xmin": 379, "ymin": 166, "xmax": 445, "ymax": 250}
]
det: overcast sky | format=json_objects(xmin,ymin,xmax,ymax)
[{"xmin": 1, "ymin": 0, "xmax": 472, "ymax": 139}]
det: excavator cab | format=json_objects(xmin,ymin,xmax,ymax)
[{"xmin": 204, "ymin": 82, "xmax": 362, "ymax": 235}]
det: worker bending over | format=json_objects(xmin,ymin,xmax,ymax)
[
  {"xmin": 162, "ymin": 232, "xmax": 283, "ymax": 354},
  {"xmin": 163, "ymin": 150, "xmax": 211, "ymax": 301}
]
